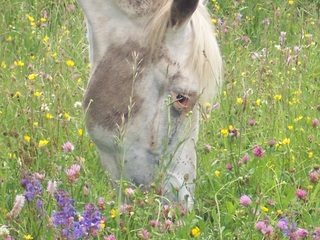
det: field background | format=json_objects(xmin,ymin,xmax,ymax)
[{"xmin": 0, "ymin": 0, "xmax": 319, "ymax": 239}]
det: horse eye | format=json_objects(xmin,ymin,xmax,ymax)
[{"xmin": 177, "ymin": 94, "xmax": 188, "ymax": 104}]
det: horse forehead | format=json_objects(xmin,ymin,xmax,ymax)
[{"xmin": 116, "ymin": 0, "xmax": 155, "ymax": 16}]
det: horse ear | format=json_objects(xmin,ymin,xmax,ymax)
[{"xmin": 170, "ymin": 0, "xmax": 199, "ymax": 27}]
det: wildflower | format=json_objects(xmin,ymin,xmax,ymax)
[
  {"xmin": 277, "ymin": 218, "xmax": 288, "ymax": 231},
  {"xmin": 269, "ymin": 139, "xmax": 276, "ymax": 147},
  {"xmin": 46, "ymin": 113, "xmax": 53, "ymax": 119},
  {"xmin": 137, "ymin": 229, "xmax": 151, "ymax": 239},
  {"xmin": 62, "ymin": 141, "xmax": 75, "ymax": 152},
  {"xmin": 66, "ymin": 60, "xmax": 75, "ymax": 67},
  {"xmin": 78, "ymin": 128, "xmax": 83, "ymax": 136},
  {"xmin": 255, "ymin": 221, "xmax": 267, "ymax": 231},
  {"xmin": 24, "ymin": 136, "xmax": 30, "ymax": 142},
  {"xmin": 23, "ymin": 235, "xmax": 33, "ymax": 239},
  {"xmin": 248, "ymin": 119, "xmax": 255, "ymax": 126},
  {"xmin": 191, "ymin": 226, "xmax": 201, "ymax": 238},
  {"xmin": 288, "ymin": 125, "xmax": 293, "ymax": 130},
  {"xmin": 295, "ymin": 189, "xmax": 307, "ymax": 199},
  {"xmin": 296, "ymin": 228, "xmax": 308, "ymax": 237},
  {"xmin": 280, "ymin": 32, "xmax": 286, "ymax": 46},
  {"xmin": 21, "ymin": 174, "xmax": 42, "ymax": 202},
  {"xmin": 242, "ymin": 154, "xmax": 250, "ymax": 163},
  {"xmin": 203, "ymin": 144, "xmax": 212, "ymax": 153},
  {"xmin": 220, "ymin": 128, "xmax": 228, "ymax": 136},
  {"xmin": 47, "ymin": 180, "xmax": 57, "ymax": 196},
  {"xmin": 65, "ymin": 164, "xmax": 81, "ymax": 183},
  {"xmin": 237, "ymin": 98, "xmax": 243, "ymax": 104},
  {"xmin": 225, "ymin": 164, "xmax": 232, "ymax": 170},
  {"xmin": 282, "ymin": 138, "xmax": 290, "ymax": 145},
  {"xmin": 288, "ymin": 0, "xmax": 294, "ymax": 5},
  {"xmin": 38, "ymin": 139, "xmax": 49, "ymax": 148},
  {"xmin": 256, "ymin": 99, "xmax": 261, "ymax": 106},
  {"xmin": 312, "ymin": 118, "xmax": 319, "ymax": 128},
  {"xmin": 274, "ymin": 94, "xmax": 282, "ymax": 101},
  {"xmin": 63, "ymin": 113, "xmax": 70, "ymax": 119},
  {"xmin": 308, "ymin": 152, "xmax": 313, "ymax": 158},
  {"xmin": 105, "ymin": 234, "xmax": 116, "ymax": 240},
  {"xmin": 253, "ymin": 145, "xmax": 264, "ymax": 157},
  {"xmin": 97, "ymin": 197, "xmax": 106, "ymax": 210},
  {"xmin": 261, "ymin": 206, "xmax": 269, "ymax": 212},
  {"xmin": 110, "ymin": 209, "xmax": 118, "ymax": 218},
  {"xmin": 261, "ymin": 225, "xmax": 274, "ymax": 237},
  {"xmin": 309, "ymin": 169, "xmax": 320, "ymax": 183},
  {"xmin": 28, "ymin": 73, "xmax": 38, "ymax": 80},
  {"xmin": 239, "ymin": 195, "xmax": 252, "ymax": 206},
  {"xmin": 8, "ymin": 195, "xmax": 25, "ymax": 218},
  {"xmin": 214, "ymin": 170, "xmax": 221, "ymax": 178},
  {"xmin": 124, "ymin": 187, "xmax": 135, "ymax": 196}
]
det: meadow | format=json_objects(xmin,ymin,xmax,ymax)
[{"xmin": 0, "ymin": 0, "xmax": 319, "ymax": 239}]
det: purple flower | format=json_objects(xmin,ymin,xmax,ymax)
[
  {"xmin": 269, "ymin": 139, "xmax": 276, "ymax": 147},
  {"xmin": 253, "ymin": 145, "xmax": 264, "ymax": 157},
  {"xmin": 104, "ymin": 235, "xmax": 116, "ymax": 240},
  {"xmin": 62, "ymin": 141, "xmax": 75, "ymax": 152},
  {"xmin": 137, "ymin": 229, "xmax": 151, "ymax": 239},
  {"xmin": 295, "ymin": 189, "xmax": 307, "ymax": 199},
  {"xmin": 21, "ymin": 171, "xmax": 42, "ymax": 202},
  {"xmin": 255, "ymin": 221, "xmax": 267, "ymax": 231},
  {"xmin": 261, "ymin": 225, "xmax": 274, "ymax": 237},
  {"xmin": 312, "ymin": 118, "xmax": 319, "ymax": 128},
  {"xmin": 8, "ymin": 195, "xmax": 25, "ymax": 218},
  {"xmin": 296, "ymin": 228, "xmax": 308, "ymax": 237},
  {"xmin": 280, "ymin": 31, "xmax": 286, "ymax": 46},
  {"xmin": 242, "ymin": 154, "xmax": 250, "ymax": 163},
  {"xmin": 225, "ymin": 164, "xmax": 233, "ymax": 170},
  {"xmin": 309, "ymin": 170, "xmax": 320, "ymax": 183},
  {"xmin": 239, "ymin": 195, "xmax": 252, "ymax": 206},
  {"xmin": 277, "ymin": 218, "xmax": 288, "ymax": 231},
  {"xmin": 248, "ymin": 119, "xmax": 255, "ymax": 126}
]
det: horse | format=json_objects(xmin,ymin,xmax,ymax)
[{"xmin": 77, "ymin": 0, "xmax": 223, "ymax": 208}]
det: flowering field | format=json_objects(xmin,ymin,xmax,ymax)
[{"xmin": 0, "ymin": 0, "xmax": 319, "ymax": 239}]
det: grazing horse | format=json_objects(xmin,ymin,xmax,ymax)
[{"xmin": 77, "ymin": 0, "xmax": 222, "ymax": 207}]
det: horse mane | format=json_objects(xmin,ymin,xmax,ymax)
[{"xmin": 146, "ymin": 0, "xmax": 223, "ymax": 104}]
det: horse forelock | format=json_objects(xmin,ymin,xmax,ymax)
[{"xmin": 146, "ymin": 0, "xmax": 223, "ymax": 104}]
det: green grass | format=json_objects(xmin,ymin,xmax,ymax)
[{"xmin": 1, "ymin": 0, "xmax": 320, "ymax": 239}]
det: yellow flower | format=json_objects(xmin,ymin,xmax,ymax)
[
  {"xmin": 1, "ymin": 61, "xmax": 7, "ymax": 68},
  {"xmin": 46, "ymin": 113, "xmax": 53, "ymax": 119},
  {"xmin": 78, "ymin": 129, "xmax": 83, "ymax": 136},
  {"xmin": 277, "ymin": 209, "xmax": 283, "ymax": 215},
  {"xmin": 214, "ymin": 170, "xmax": 221, "ymax": 178},
  {"xmin": 63, "ymin": 113, "xmax": 70, "ymax": 119},
  {"xmin": 110, "ymin": 209, "xmax": 118, "ymax": 218},
  {"xmin": 38, "ymin": 140, "xmax": 49, "ymax": 148},
  {"xmin": 13, "ymin": 92, "xmax": 21, "ymax": 98},
  {"xmin": 256, "ymin": 99, "xmax": 261, "ymax": 106},
  {"xmin": 23, "ymin": 235, "xmax": 33, "ymax": 240},
  {"xmin": 24, "ymin": 136, "xmax": 31, "ymax": 142},
  {"xmin": 288, "ymin": 0, "xmax": 294, "ymax": 5},
  {"xmin": 40, "ymin": 17, "xmax": 46, "ymax": 22},
  {"xmin": 33, "ymin": 122, "xmax": 38, "ymax": 127},
  {"xmin": 288, "ymin": 125, "xmax": 293, "ymax": 130},
  {"xmin": 34, "ymin": 91, "xmax": 42, "ymax": 97},
  {"xmin": 220, "ymin": 129, "xmax": 228, "ymax": 136},
  {"xmin": 274, "ymin": 94, "xmax": 282, "ymax": 101},
  {"xmin": 27, "ymin": 15, "xmax": 34, "ymax": 22},
  {"xmin": 294, "ymin": 116, "xmax": 303, "ymax": 122},
  {"xmin": 43, "ymin": 35, "xmax": 49, "ymax": 43},
  {"xmin": 100, "ymin": 220, "xmax": 106, "ymax": 229},
  {"xmin": 261, "ymin": 206, "xmax": 269, "ymax": 212},
  {"xmin": 236, "ymin": 98, "xmax": 243, "ymax": 104},
  {"xmin": 283, "ymin": 138, "xmax": 290, "ymax": 145},
  {"xmin": 308, "ymin": 152, "xmax": 313, "ymax": 159},
  {"xmin": 15, "ymin": 60, "xmax": 25, "ymax": 67},
  {"xmin": 28, "ymin": 73, "xmax": 38, "ymax": 80},
  {"xmin": 191, "ymin": 226, "xmax": 201, "ymax": 238},
  {"xmin": 66, "ymin": 60, "xmax": 75, "ymax": 67},
  {"xmin": 211, "ymin": 18, "xmax": 217, "ymax": 23}
]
